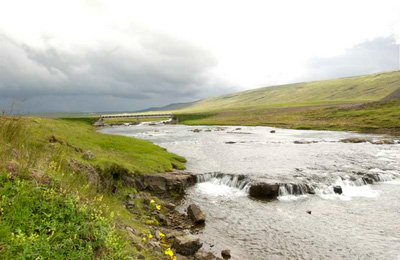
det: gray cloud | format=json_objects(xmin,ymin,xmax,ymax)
[
  {"xmin": 0, "ymin": 28, "xmax": 234, "ymax": 113},
  {"xmin": 299, "ymin": 36, "xmax": 399, "ymax": 81}
]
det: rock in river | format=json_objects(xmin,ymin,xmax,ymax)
[
  {"xmin": 221, "ymin": 249, "xmax": 231, "ymax": 259},
  {"xmin": 172, "ymin": 235, "xmax": 203, "ymax": 256},
  {"xmin": 249, "ymin": 182, "xmax": 280, "ymax": 199},
  {"xmin": 333, "ymin": 185, "xmax": 343, "ymax": 194},
  {"xmin": 187, "ymin": 204, "xmax": 206, "ymax": 224}
]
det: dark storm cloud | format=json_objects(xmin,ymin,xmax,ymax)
[
  {"xmin": 300, "ymin": 36, "xmax": 399, "ymax": 81},
  {"xmin": 0, "ymin": 29, "xmax": 233, "ymax": 113}
]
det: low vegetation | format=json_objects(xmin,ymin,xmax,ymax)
[
  {"xmin": 171, "ymin": 71, "xmax": 400, "ymax": 135},
  {"xmin": 0, "ymin": 116, "xmax": 186, "ymax": 259}
]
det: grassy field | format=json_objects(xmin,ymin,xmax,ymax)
[
  {"xmin": 171, "ymin": 71, "xmax": 400, "ymax": 134},
  {"xmin": 176, "ymin": 99, "xmax": 400, "ymax": 134},
  {"xmin": 0, "ymin": 116, "xmax": 186, "ymax": 259},
  {"xmin": 180, "ymin": 71, "xmax": 400, "ymax": 112}
]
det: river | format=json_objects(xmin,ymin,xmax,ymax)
[{"xmin": 100, "ymin": 124, "xmax": 400, "ymax": 260}]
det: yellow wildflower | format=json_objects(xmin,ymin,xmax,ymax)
[
  {"xmin": 150, "ymin": 199, "xmax": 155, "ymax": 204},
  {"xmin": 164, "ymin": 248, "xmax": 174, "ymax": 257},
  {"xmin": 156, "ymin": 204, "xmax": 161, "ymax": 210},
  {"xmin": 142, "ymin": 237, "xmax": 146, "ymax": 242},
  {"xmin": 148, "ymin": 233, "xmax": 153, "ymax": 239},
  {"xmin": 159, "ymin": 232, "xmax": 165, "ymax": 238}
]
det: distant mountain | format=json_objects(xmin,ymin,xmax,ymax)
[{"xmin": 136, "ymin": 101, "xmax": 197, "ymax": 113}]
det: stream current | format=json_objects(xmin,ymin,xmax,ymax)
[{"xmin": 100, "ymin": 124, "xmax": 400, "ymax": 260}]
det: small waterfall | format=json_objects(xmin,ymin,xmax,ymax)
[
  {"xmin": 316, "ymin": 177, "xmax": 379, "ymax": 200},
  {"xmin": 375, "ymin": 173, "xmax": 394, "ymax": 182},
  {"xmin": 278, "ymin": 183, "xmax": 308, "ymax": 196},
  {"xmin": 196, "ymin": 173, "xmax": 251, "ymax": 192}
]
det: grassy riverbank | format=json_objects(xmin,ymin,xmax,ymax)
[
  {"xmin": 172, "ymin": 71, "xmax": 400, "ymax": 135},
  {"xmin": 176, "ymin": 99, "xmax": 400, "ymax": 134},
  {"xmin": 0, "ymin": 117, "xmax": 186, "ymax": 259}
]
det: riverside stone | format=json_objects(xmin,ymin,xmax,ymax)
[
  {"xmin": 187, "ymin": 204, "xmax": 206, "ymax": 224},
  {"xmin": 172, "ymin": 235, "xmax": 203, "ymax": 256},
  {"xmin": 249, "ymin": 182, "xmax": 280, "ymax": 199},
  {"xmin": 221, "ymin": 249, "xmax": 231, "ymax": 259}
]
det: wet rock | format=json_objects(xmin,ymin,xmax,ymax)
[
  {"xmin": 249, "ymin": 182, "xmax": 280, "ymax": 199},
  {"xmin": 193, "ymin": 129, "xmax": 202, "ymax": 133},
  {"xmin": 172, "ymin": 235, "xmax": 203, "ymax": 256},
  {"xmin": 224, "ymin": 141, "xmax": 236, "ymax": 144},
  {"xmin": 340, "ymin": 138, "xmax": 370, "ymax": 143},
  {"xmin": 294, "ymin": 140, "xmax": 316, "ymax": 144},
  {"xmin": 270, "ymin": 130, "xmax": 276, "ymax": 133},
  {"xmin": 371, "ymin": 139, "xmax": 395, "ymax": 145},
  {"xmin": 236, "ymin": 128, "xmax": 242, "ymax": 130},
  {"xmin": 194, "ymin": 251, "xmax": 219, "ymax": 260},
  {"xmin": 333, "ymin": 186, "xmax": 343, "ymax": 194},
  {"xmin": 83, "ymin": 150, "xmax": 94, "ymax": 160},
  {"xmin": 362, "ymin": 177, "xmax": 374, "ymax": 184},
  {"xmin": 306, "ymin": 210, "xmax": 312, "ymax": 214},
  {"xmin": 187, "ymin": 204, "xmax": 206, "ymax": 224},
  {"xmin": 221, "ymin": 249, "xmax": 231, "ymax": 259}
]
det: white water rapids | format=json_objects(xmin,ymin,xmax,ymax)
[{"xmin": 100, "ymin": 124, "xmax": 400, "ymax": 260}]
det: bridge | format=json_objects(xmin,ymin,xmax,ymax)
[{"xmin": 100, "ymin": 113, "xmax": 173, "ymax": 119}]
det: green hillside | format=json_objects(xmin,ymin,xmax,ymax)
[
  {"xmin": 170, "ymin": 71, "xmax": 400, "ymax": 134},
  {"xmin": 180, "ymin": 70, "xmax": 400, "ymax": 112}
]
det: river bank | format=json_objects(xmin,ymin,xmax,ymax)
[
  {"xmin": 0, "ymin": 117, "xmax": 222, "ymax": 260},
  {"xmin": 174, "ymin": 98, "xmax": 400, "ymax": 136}
]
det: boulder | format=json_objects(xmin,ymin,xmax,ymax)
[
  {"xmin": 333, "ymin": 186, "xmax": 343, "ymax": 194},
  {"xmin": 221, "ymin": 249, "xmax": 231, "ymax": 259},
  {"xmin": 187, "ymin": 204, "xmax": 206, "ymax": 224},
  {"xmin": 172, "ymin": 235, "xmax": 203, "ymax": 256},
  {"xmin": 270, "ymin": 130, "xmax": 276, "ymax": 133},
  {"xmin": 249, "ymin": 183, "xmax": 280, "ymax": 199}
]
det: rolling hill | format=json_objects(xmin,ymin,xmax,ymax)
[
  {"xmin": 164, "ymin": 70, "xmax": 400, "ymax": 134},
  {"xmin": 177, "ymin": 70, "xmax": 400, "ymax": 112}
]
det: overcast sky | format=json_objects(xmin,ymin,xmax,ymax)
[{"xmin": 1, "ymin": 0, "xmax": 400, "ymax": 114}]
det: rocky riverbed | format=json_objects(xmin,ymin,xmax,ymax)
[{"xmin": 100, "ymin": 124, "xmax": 400, "ymax": 260}]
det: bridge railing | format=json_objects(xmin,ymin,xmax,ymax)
[{"xmin": 100, "ymin": 113, "xmax": 173, "ymax": 119}]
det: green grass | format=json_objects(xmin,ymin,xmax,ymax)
[
  {"xmin": 177, "ymin": 71, "xmax": 400, "ymax": 112},
  {"xmin": 34, "ymin": 117, "xmax": 186, "ymax": 173},
  {"xmin": 177, "ymin": 99, "xmax": 400, "ymax": 135},
  {"xmin": 169, "ymin": 71, "xmax": 400, "ymax": 134},
  {"xmin": 0, "ymin": 116, "xmax": 186, "ymax": 259}
]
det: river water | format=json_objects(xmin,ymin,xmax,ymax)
[{"xmin": 100, "ymin": 124, "xmax": 400, "ymax": 260}]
